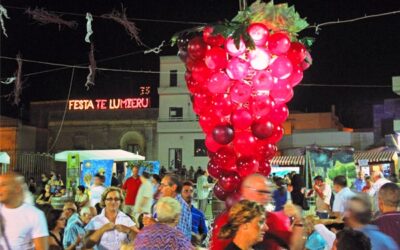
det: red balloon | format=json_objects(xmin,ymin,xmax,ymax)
[
  {"xmin": 230, "ymin": 81, "xmax": 252, "ymax": 104},
  {"xmin": 270, "ymin": 104, "xmax": 289, "ymax": 125},
  {"xmin": 188, "ymin": 36, "xmax": 207, "ymax": 59},
  {"xmin": 205, "ymin": 133, "xmax": 223, "ymax": 152},
  {"xmin": 269, "ymin": 56, "xmax": 293, "ymax": 79},
  {"xmin": 268, "ymin": 32, "xmax": 291, "ymax": 55},
  {"xmin": 207, "ymin": 72, "xmax": 231, "ymax": 94},
  {"xmin": 214, "ymin": 146, "xmax": 237, "ymax": 173},
  {"xmin": 212, "ymin": 94, "xmax": 233, "ymax": 117},
  {"xmin": 233, "ymin": 132, "xmax": 256, "ymax": 156},
  {"xmin": 270, "ymin": 81, "xmax": 294, "ymax": 105},
  {"xmin": 205, "ymin": 47, "xmax": 228, "ymax": 70},
  {"xmin": 255, "ymin": 143, "xmax": 277, "ymax": 162},
  {"xmin": 252, "ymin": 70, "xmax": 274, "ymax": 92},
  {"xmin": 225, "ymin": 191, "xmax": 242, "ymax": 209},
  {"xmin": 191, "ymin": 60, "xmax": 213, "ymax": 83},
  {"xmin": 287, "ymin": 42, "xmax": 307, "ymax": 64},
  {"xmin": 226, "ymin": 57, "xmax": 249, "ymax": 80},
  {"xmin": 268, "ymin": 125, "xmax": 284, "ymax": 144},
  {"xmin": 178, "ymin": 49, "xmax": 188, "ymax": 63},
  {"xmin": 251, "ymin": 119, "xmax": 274, "ymax": 139},
  {"xmin": 212, "ymin": 125, "xmax": 235, "ymax": 145},
  {"xmin": 250, "ymin": 94, "xmax": 275, "ymax": 118},
  {"xmin": 247, "ymin": 23, "xmax": 269, "ymax": 46},
  {"xmin": 207, "ymin": 160, "xmax": 223, "ymax": 179},
  {"xmin": 231, "ymin": 108, "xmax": 253, "ymax": 130},
  {"xmin": 219, "ymin": 172, "xmax": 241, "ymax": 192},
  {"xmin": 236, "ymin": 156, "xmax": 259, "ymax": 178},
  {"xmin": 193, "ymin": 89, "xmax": 211, "ymax": 115},
  {"xmin": 203, "ymin": 26, "xmax": 225, "ymax": 47},
  {"xmin": 287, "ymin": 64, "xmax": 304, "ymax": 87},
  {"xmin": 258, "ymin": 160, "xmax": 272, "ymax": 176},
  {"xmin": 225, "ymin": 37, "xmax": 246, "ymax": 57},
  {"xmin": 199, "ymin": 109, "xmax": 225, "ymax": 133},
  {"xmin": 214, "ymin": 182, "xmax": 230, "ymax": 201}
]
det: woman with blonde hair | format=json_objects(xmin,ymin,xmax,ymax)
[{"xmin": 218, "ymin": 200, "xmax": 268, "ymax": 250}]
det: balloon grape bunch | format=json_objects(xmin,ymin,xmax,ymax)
[{"xmin": 179, "ymin": 21, "xmax": 311, "ymax": 202}]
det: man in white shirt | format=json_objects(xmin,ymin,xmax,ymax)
[
  {"xmin": 0, "ymin": 172, "xmax": 49, "ymax": 250},
  {"xmin": 90, "ymin": 174, "xmax": 107, "ymax": 207},
  {"xmin": 368, "ymin": 171, "xmax": 391, "ymax": 212},
  {"xmin": 332, "ymin": 175, "xmax": 355, "ymax": 219},
  {"xmin": 309, "ymin": 175, "xmax": 332, "ymax": 219},
  {"xmin": 133, "ymin": 171, "xmax": 153, "ymax": 218}
]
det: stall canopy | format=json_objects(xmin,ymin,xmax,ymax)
[
  {"xmin": 0, "ymin": 152, "xmax": 10, "ymax": 164},
  {"xmin": 55, "ymin": 149, "xmax": 145, "ymax": 162}
]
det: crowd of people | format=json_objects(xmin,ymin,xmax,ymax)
[{"xmin": 0, "ymin": 165, "xmax": 399, "ymax": 250}]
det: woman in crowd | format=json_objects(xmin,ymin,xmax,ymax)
[
  {"xmin": 84, "ymin": 187, "xmax": 138, "ymax": 250},
  {"xmin": 272, "ymin": 177, "xmax": 287, "ymax": 211},
  {"xmin": 46, "ymin": 208, "xmax": 66, "ymax": 250},
  {"xmin": 218, "ymin": 200, "xmax": 267, "ymax": 250},
  {"xmin": 36, "ymin": 184, "xmax": 53, "ymax": 205},
  {"xmin": 291, "ymin": 174, "xmax": 307, "ymax": 209},
  {"xmin": 75, "ymin": 185, "xmax": 89, "ymax": 209},
  {"xmin": 362, "ymin": 176, "xmax": 372, "ymax": 193}
]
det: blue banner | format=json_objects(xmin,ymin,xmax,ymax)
[
  {"xmin": 125, "ymin": 161, "xmax": 160, "ymax": 179},
  {"xmin": 80, "ymin": 160, "xmax": 114, "ymax": 188}
]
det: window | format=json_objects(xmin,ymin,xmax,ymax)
[
  {"xmin": 194, "ymin": 139, "xmax": 207, "ymax": 157},
  {"xmin": 169, "ymin": 148, "xmax": 182, "ymax": 169},
  {"xmin": 169, "ymin": 107, "xmax": 183, "ymax": 118},
  {"xmin": 170, "ymin": 70, "xmax": 178, "ymax": 87}
]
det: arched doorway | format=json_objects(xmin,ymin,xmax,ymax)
[{"xmin": 119, "ymin": 131, "xmax": 145, "ymax": 155}]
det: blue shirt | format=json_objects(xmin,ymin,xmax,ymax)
[
  {"xmin": 353, "ymin": 178, "xmax": 365, "ymax": 192},
  {"xmin": 358, "ymin": 224, "xmax": 399, "ymax": 250},
  {"xmin": 191, "ymin": 205, "xmax": 208, "ymax": 235},
  {"xmin": 63, "ymin": 217, "xmax": 86, "ymax": 249},
  {"xmin": 272, "ymin": 189, "xmax": 287, "ymax": 211},
  {"xmin": 332, "ymin": 187, "xmax": 355, "ymax": 213},
  {"xmin": 176, "ymin": 195, "xmax": 193, "ymax": 240}
]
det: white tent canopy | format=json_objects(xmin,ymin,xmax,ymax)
[
  {"xmin": 0, "ymin": 152, "xmax": 10, "ymax": 164},
  {"xmin": 55, "ymin": 149, "xmax": 145, "ymax": 162}
]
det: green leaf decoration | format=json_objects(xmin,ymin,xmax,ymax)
[{"xmin": 299, "ymin": 36, "xmax": 315, "ymax": 49}]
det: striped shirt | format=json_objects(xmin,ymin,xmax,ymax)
[{"xmin": 373, "ymin": 211, "xmax": 400, "ymax": 247}]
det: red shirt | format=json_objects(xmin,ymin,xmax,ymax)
[
  {"xmin": 210, "ymin": 210, "xmax": 292, "ymax": 250},
  {"xmin": 122, "ymin": 176, "xmax": 142, "ymax": 205}
]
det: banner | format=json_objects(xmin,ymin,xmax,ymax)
[
  {"xmin": 125, "ymin": 161, "xmax": 160, "ymax": 179},
  {"xmin": 80, "ymin": 159, "xmax": 114, "ymax": 188}
]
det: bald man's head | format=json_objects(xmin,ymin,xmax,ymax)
[
  {"xmin": 0, "ymin": 172, "xmax": 25, "ymax": 207},
  {"xmin": 241, "ymin": 174, "xmax": 271, "ymax": 205}
]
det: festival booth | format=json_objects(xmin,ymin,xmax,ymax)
[
  {"xmin": 354, "ymin": 150, "xmax": 398, "ymax": 178},
  {"xmin": 270, "ymin": 155, "xmax": 304, "ymax": 177},
  {"xmin": 0, "ymin": 152, "xmax": 10, "ymax": 174}
]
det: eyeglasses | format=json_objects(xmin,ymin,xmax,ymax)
[
  {"xmin": 105, "ymin": 198, "xmax": 121, "ymax": 202},
  {"xmin": 245, "ymin": 186, "xmax": 271, "ymax": 195}
]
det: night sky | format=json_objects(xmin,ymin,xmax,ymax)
[{"xmin": 1, "ymin": 0, "xmax": 400, "ymax": 128}]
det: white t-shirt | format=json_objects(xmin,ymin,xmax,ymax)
[
  {"xmin": 0, "ymin": 203, "xmax": 49, "ymax": 250},
  {"xmin": 134, "ymin": 180, "xmax": 153, "ymax": 214},
  {"xmin": 85, "ymin": 209, "xmax": 135, "ymax": 250},
  {"xmin": 90, "ymin": 185, "xmax": 106, "ymax": 207}
]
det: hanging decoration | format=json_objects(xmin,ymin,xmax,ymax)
[
  {"xmin": 173, "ymin": 0, "xmax": 313, "ymax": 203},
  {"xmin": 85, "ymin": 12, "xmax": 93, "ymax": 43},
  {"xmin": 0, "ymin": 5, "xmax": 10, "ymax": 37},
  {"xmin": 0, "ymin": 77, "xmax": 15, "ymax": 85},
  {"xmin": 101, "ymin": 6, "xmax": 142, "ymax": 45},
  {"xmin": 14, "ymin": 53, "xmax": 23, "ymax": 105},
  {"xmin": 85, "ymin": 43, "xmax": 97, "ymax": 90},
  {"xmin": 25, "ymin": 7, "xmax": 78, "ymax": 30}
]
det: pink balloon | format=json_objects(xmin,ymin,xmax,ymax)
[
  {"xmin": 225, "ymin": 37, "xmax": 246, "ymax": 57},
  {"xmin": 213, "ymin": 182, "xmax": 230, "ymax": 201},
  {"xmin": 212, "ymin": 94, "xmax": 233, "ymax": 117},
  {"xmin": 248, "ymin": 47, "xmax": 270, "ymax": 70},
  {"xmin": 188, "ymin": 36, "xmax": 207, "ymax": 59},
  {"xmin": 226, "ymin": 57, "xmax": 249, "ymax": 80},
  {"xmin": 250, "ymin": 94, "xmax": 275, "ymax": 118},
  {"xmin": 287, "ymin": 64, "xmax": 304, "ymax": 87},
  {"xmin": 270, "ymin": 82, "xmax": 294, "ymax": 105},
  {"xmin": 251, "ymin": 119, "xmax": 275, "ymax": 139},
  {"xmin": 214, "ymin": 146, "xmax": 237, "ymax": 173},
  {"xmin": 203, "ymin": 26, "xmax": 225, "ymax": 47},
  {"xmin": 207, "ymin": 160, "xmax": 224, "ymax": 179},
  {"xmin": 247, "ymin": 23, "xmax": 269, "ymax": 46},
  {"xmin": 230, "ymin": 81, "xmax": 252, "ymax": 104},
  {"xmin": 219, "ymin": 172, "xmax": 241, "ymax": 192},
  {"xmin": 269, "ymin": 56, "xmax": 293, "ymax": 79},
  {"xmin": 231, "ymin": 108, "xmax": 253, "ymax": 130},
  {"xmin": 191, "ymin": 60, "xmax": 213, "ymax": 83},
  {"xmin": 268, "ymin": 32, "xmax": 291, "ymax": 55},
  {"xmin": 236, "ymin": 156, "xmax": 259, "ymax": 178},
  {"xmin": 252, "ymin": 70, "xmax": 274, "ymax": 92},
  {"xmin": 205, "ymin": 47, "xmax": 228, "ymax": 70},
  {"xmin": 233, "ymin": 132, "xmax": 256, "ymax": 156},
  {"xmin": 270, "ymin": 104, "xmax": 289, "ymax": 125},
  {"xmin": 207, "ymin": 72, "xmax": 231, "ymax": 94},
  {"xmin": 205, "ymin": 133, "xmax": 223, "ymax": 152}
]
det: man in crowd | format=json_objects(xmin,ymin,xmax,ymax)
[
  {"xmin": 122, "ymin": 165, "xmax": 142, "ymax": 217},
  {"xmin": 181, "ymin": 181, "xmax": 208, "ymax": 246},
  {"xmin": 63, "ymin": 202, "xmax": 79, "ymax": 228},
  {"xmin": 196, "ymin": 170, "xmax": 212, "ymax": 213},
  {"xmin": 332, "ymin": 175, "xmax": 355, "ymax": 218},
  {"xmin": 0, "ymin": 172, "xmax": 49, "ymax": 249},
  {"xmin": 211, "ymin": 173, "xmax": 306, "ymax": 250},
  {"xmin": 63, "ymin": 206, "xmax": 95, "ymax": 249},
  {"xmin": 353, "ymin": 171, "xmax": 366, "ymax": 192},
  {"xmin": 134, "ymin": 171, "xmax": 153, "ymax": 218},
  {"xmin": 310, "ymin": 175, "xmax": 332, "ymax": 219},
  {"xmin": 89, "ymin": 173, "xmax": 106, "ymax": 207},
  {"xmin": 332, "ymin": 229, "xmax": 371, "ymax": 250},
  {"xmin": 158, "ymin": 174, "xmax": 192, "ymax": 240},
  {"xmin": 369, "ymin": 171, "xmax": 391, "ymax": 212},
  {"xmin": 373, "ymin": 182, "xmax": 400, "ymax": 246},
  {"xmin": 344, "ymin": 194, "xmax": 398, "ymax": 250}
]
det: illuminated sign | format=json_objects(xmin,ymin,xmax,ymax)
[{"xmin": 68, "ymin": 98, "xmax": 150, "ymax": 110}]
